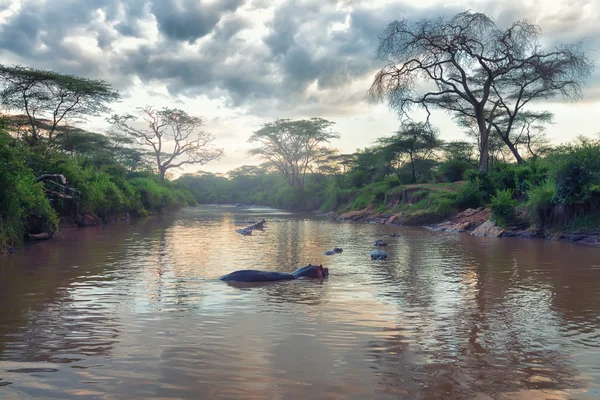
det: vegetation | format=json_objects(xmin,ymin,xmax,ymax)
[
  {"xmin": 1, "ymin": 9, "xmax": 598, "ymax": 254},
  {"xmin": 0, "ymin": 64, "xmax": 119, "ymax": 148},
  {"xmin": 108, "ymin": 106, "xmax": 224, "ymax": 181},
  {"xmin": 0, "ymin": 67, "xmax": 203, "ymax": 254},
  {"xmin": 247, "ymin": 118, "xmax": 339, "ymax": 209},
  {"xmin": 368, "ymin": 11, "xmax": 593, "ymax": 172}
]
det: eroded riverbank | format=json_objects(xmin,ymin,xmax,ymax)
[{"xmin": 328, "ymin": 206, "xmax": 600, "ymax": 247}]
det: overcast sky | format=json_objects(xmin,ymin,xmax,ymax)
[{"xmin": 0, "ymin": 0, "xmax": 598, "ymax": 174}]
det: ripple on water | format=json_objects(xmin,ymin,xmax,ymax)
[{"xmin": 1, "ymin": 208, "xmax": 600, "ymax": 398}]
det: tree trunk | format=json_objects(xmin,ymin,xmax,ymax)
[
  {"xmin": 477, "ymin": 117, "xmax": 489, "ymax": 173},
  {"xmin": 501, "ymin": 136, "xmax": 525, "ymax": 165}
]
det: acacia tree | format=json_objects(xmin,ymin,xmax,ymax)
[
  {"xmin": 377, "ymin": 121, "xmax": 439, "ymax": 183},
  {"xmin": 0, "ymin": 64, "xmax": 119, "ymax": 147},
  {"xmin": 369, "ymin": 11, "xmax": 593, "ymax": 172},
  {"xmin": 108, "ymin": 106, "xmax": 224, "ymax": 180},
  {"xmin": 248, "ymin": 118, "xmax": 339, "ymax": 206}
]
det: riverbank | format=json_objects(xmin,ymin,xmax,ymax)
[{"xmin": 327, "ymin": 205, "xmax": 600, "ymax": 247}]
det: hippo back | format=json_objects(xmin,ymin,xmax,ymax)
[{"xmin": 219, "ymin": 270, "xmax": 296, "ymax": 282}]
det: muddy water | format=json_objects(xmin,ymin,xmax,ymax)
[{"xmin": 1, "ymin": 206, "xmax": 599, "ymax": 399}]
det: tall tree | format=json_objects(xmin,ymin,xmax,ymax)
[
  {"xmin": 248, "ymin": 118, "xmax": 338, "ymax": 206},
  {"xmin": 368, "ymin": 11, "xmax": 593, "ymax": 172},
  {"xmin": 108, "ymin": 106, "xmax": 224, "ymax": 181},
  {"xmin": 0, "ymin": 64, "xmax": 119, "ymax": 147},
  {"xmin": 377, "ymin": 121, "xmax": 439, "ymax": 183}
]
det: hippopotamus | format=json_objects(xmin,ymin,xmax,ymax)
[
  {"xmin": 220, "ymin": 264, "xmax": 328, "ymax": 282},
  {"xmin": 389, "ymin": 233, "xmax": 400, "ymax": 237},
  {"xmin": 374, "ymin": 240, "xmax": 388, "ymax": 247},
  {"xmin": 369, "ymin": 249, "xmax": 389, "ymax": 260},
  {"xmin": 324, "ymin": 247, "xmax": 343, "ymax": 255}
]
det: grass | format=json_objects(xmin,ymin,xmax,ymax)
[{"xmin": 336, "ymin": 181, "xmax": 464, "ymax": 225}]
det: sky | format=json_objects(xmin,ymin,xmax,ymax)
[{"xmin": 0, "ymin": 0, "xmax": 598, "ymax": 175}]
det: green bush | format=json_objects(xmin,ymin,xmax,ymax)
[
  {"xmin": 490, "ymin": 189, "xmax": 517, "ymax": 227},
  {"xmin": 438, "ymin": 160, "xmax": 474, "ymax": 182},
  {"xmin": 490, "ymin": 162, "xmax": 549, "ymax": 200},
  {"xmin": 0, "ymin": 130, "xmax": 58, "ymax": 252},
  {"xmin": 548, "ymin": 137, "xmax": 600, "ymax": 205},
  {"xmin": 455, "ymin": 182, "xmax": 483, "ymax": 209},
  {"xmin": 527, "ymin": 181, "xmax": 556, "ymax": 229},
  {"xmin": 464, "ymin": 169, "xmax": 495, "ymax": 200}
]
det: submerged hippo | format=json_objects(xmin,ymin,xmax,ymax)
[
  {"xmin": 369, "ymin": 249, "xmax": 389, "ymax": 260},
  {"xmin": 374, "ymin": 240, "xmax": 388, "ymax": 247},
  {"xmin": 220, "ymin": 264, "xmax": 329, "ymax": 282},
  {"xmin": 324, "ymin": 247, "xmax": 343, "ymax": 255}
]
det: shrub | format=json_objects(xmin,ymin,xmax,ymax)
[
  {"xmin": 0, "ymin": 130, "xmax": 58, "ymax": 251},
  {"xmin": 464, "ymin": 169, "xmax": 495, "ymax": 200},
  {"xmin": 527, "ymin": 181, "xmax": 556, "ymax": 229},
  {"xmin": 491, "ymin": 163, "xmax": 549, "ymax": 200},
  {"xmin": 438, "ymin": 160, "xmax": 474, "ymax": 182},
  {"xmin": 455, "ymin": 182, "xmax": 483, "ymax": 209},
  {"xmin": 549, "ymin": 137, "xmax": 600, "ymax": 205},
  {"xmin": 490, "ymin": 189, "xmax": 517, "ymax": 227}
]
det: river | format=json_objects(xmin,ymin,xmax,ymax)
[{"xmin": 1, "ymin": 206, "xmax": 599, "ymax": 399}]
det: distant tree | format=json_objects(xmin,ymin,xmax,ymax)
[
  {"xmin": 347, "ymin": 149, "xmax": 380, "ymax": 187},
  {"xmin": 369, "ymin": 11, "xmax": 593, "ymax": 173},
  {"xmin": 0, "ymin": 64, "xmax": 119, "ymax": 147},
  {"xmin": 248, "ymin": 118, "xmax": 339, "ymax": 206},
  {"xmin": 443, "ymin": 141, "xmax": 477, "ymax": 165},
  {"xmin": 227, "ymin": 165, "xmax": 269, "ymax": 180},
  {"xmin": 108, "ymin": 106, "xmax": 224, "ymax": 181},
  {"xmin": 311, "ymin": 148, "xmax": 341, "ymax": 178},
  {"xmin": 50, "ymin": 127, "xmax": 150, "ymax": 171},
  {"xmin": 377, "ymin": 121, "xmax": 439, "ymax": 183}
]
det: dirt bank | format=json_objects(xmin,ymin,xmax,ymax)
[{"xmin": 328, "ymin": 207, "xmax": 600, "ymax": 247}]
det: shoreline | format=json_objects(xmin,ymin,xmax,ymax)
[{"xmin": 326, "ymin": 207, "xmax": 600, "ymax": 247}]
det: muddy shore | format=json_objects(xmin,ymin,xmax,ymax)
[{"xmin": 328, "ymin": 207, "xmax": 600, "ymax": 247}]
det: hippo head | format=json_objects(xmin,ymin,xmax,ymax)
[
  {"xmin": 318, "ymin": 264, "xmax": 329, "ymax": 278},
  {"xmin": 292, "ymin": 264, "xmax": 329, "ymax": 279}
]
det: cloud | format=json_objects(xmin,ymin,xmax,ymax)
[
  {"xmin": 149, "ymin": 0, "xmax": 244, "ymax": 43},
  {"xmin": 0, "ymin": 0, "xmax": 599, "ymax": 175},
  {"xmin": 1, "ymin": 0, "xmax": 598, "ymax": 117}
]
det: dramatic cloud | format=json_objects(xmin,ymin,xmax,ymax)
[{"xmin": 0, "ymin": 0, "xmax": 599, "ymax": 173}]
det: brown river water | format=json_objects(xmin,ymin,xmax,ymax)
[{"xmin": 1, "ymin": 206, "xmax": 599, "ymax": 399}]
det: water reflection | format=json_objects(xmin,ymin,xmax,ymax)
[{"xmin": 1, "ymin": 206, "xmax": 599, "ymax": 399}]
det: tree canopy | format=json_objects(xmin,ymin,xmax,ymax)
[
  {"xmin": 369, "ymin": 11, "xmax": 594, "ymax": 172},
  {"xmin": 248, "ymin": 118, "xmax": 339, "ymax": 203},
  {"xmin": 108, "ymin": 106, "xmax": 224, "ymax": 180},
  {"xmin": 0, "ymin": 64, "xmax": 119, "ymax": 147},
  {"xmin": 377, "ymin": 121, "xmax": 439, "ymax": 183}
]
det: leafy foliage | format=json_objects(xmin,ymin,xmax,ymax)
[
  {"xmin": 0, "ymin": 64, "xmax": 119, "ymax": 147},
  {"xmin": 369, "ymin": 11, "xmax": 593, "ymax": 172},
  {"xmin": 490, "ymin": 189, "xmax": 517, "ymax": 227},
  {"xmin": 0, "ymin": 127, "xmax": 57, "ymax": 252},
  {"xmin": 438, "ymin": 160, "xmax": 474, "ymax": 182},
  {"xmin": 247, "ymin": 118, "xmax": 339, "ymax": 209},
  {"xmin": 377, "ymin": 121, "xmax": 439, "ymax": 183}
]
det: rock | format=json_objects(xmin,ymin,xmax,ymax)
[
  {"xmin": 430, "ymin": 207, "xmax": 492, "ymax": 233},
  {"xmin": 471, "ymin": 220, "xmax": 504, "ymax": 237},
  {"xmin": 388, "ymin": 213, "xmax": 402, "ymax": 224}
]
